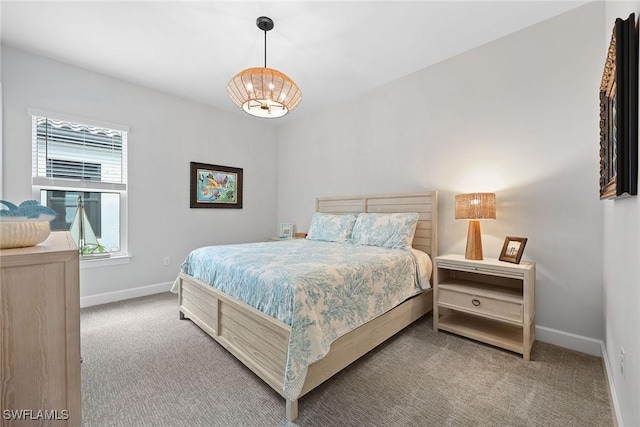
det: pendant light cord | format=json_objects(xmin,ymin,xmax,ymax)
[{"xmin": 264, "ymin": 29, "xmax": 267, "ymax": 68}]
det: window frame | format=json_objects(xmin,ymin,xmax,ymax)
[{"xmin": 29, "ymin": 108, "xmax": 130, "ymax": 265}]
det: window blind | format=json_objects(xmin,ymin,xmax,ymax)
[{"xmin": 32, "ymin": 116, "xmax": 127, "ymax": 190}]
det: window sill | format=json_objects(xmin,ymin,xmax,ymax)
[{"xmin": 80, "ymin": 254, "xmax": 131, "ymax": 269}]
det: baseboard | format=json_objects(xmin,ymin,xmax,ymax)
[
  {"xmin": 80, "ymin": 281, "xmax": 173, "ymax": 308},
  {"xmin": 601, "ymin": 342, "xmax": 624, "ymax": 427},
  {"xmin": 535, "ymin": 325, "xmax": 603, "ymax": 357}
]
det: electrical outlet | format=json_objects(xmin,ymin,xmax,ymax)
[
  {"xmin": 163, "ymin": 256, "xmax": 171, "ymax": 266},
  {"xmin": 620, "ymin": 347, "xmax": 626, "ymax": 378}
]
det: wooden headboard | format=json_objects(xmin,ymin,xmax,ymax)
[{"xmin": 315, "ymin": 191, "xmax": 438, "ymax": 257}]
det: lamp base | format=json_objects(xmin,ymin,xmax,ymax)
[{"xmin": 465, "ymin": 220, "xmax": 484, "ymax": 260}]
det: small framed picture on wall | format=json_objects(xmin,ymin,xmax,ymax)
[
  {"xmin": 499, "ymin": 237, "xmax": 528, "ymax": 264},
  {"xmin": 279, "ymin": 223, "xmax": 293, "ymax": 239}
]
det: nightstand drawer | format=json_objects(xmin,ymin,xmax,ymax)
[{"xmin": 438, "ymin": 288, "xmax": 523, "ymax": 323}]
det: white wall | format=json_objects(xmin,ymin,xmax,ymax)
[
  {"xmin": 277, "ymin": 3, "xmax": 606, "ymax": 348},
  {"xmin": 1, "ymin": 46, "xmax": 279, "ymax": 299},
  {"xmin": 603, "ymin": 3, "xmax": 640, "ymax": 426}
]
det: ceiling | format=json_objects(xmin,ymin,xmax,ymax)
[{"xmin": 1, "ymin": 1, "xmax": 587, "ymax": 124}]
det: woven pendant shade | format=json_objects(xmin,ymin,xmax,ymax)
[
  {"xmin": 227, "ymin": 67, "xmax": 302, "ymax": 118},
  {"xmin": 227, "ymin": 16, "xmax": 302, "ymax": 119}
]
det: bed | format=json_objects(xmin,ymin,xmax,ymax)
[{"xmin": 175, "ymin": 191, "xmax": 438, "ymax": 421}]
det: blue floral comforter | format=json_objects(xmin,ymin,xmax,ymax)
[{"xmin": 177, "ymin": 239, "xmax": 431, "ymax": 400}]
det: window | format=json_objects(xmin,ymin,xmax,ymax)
[{"xmin": 31, "ymin": 111, "xmax": 128, "ymax": 258}]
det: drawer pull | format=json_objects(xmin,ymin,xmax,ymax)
[{"xmin": 471, "ymin": 299, "xmax": 481, "ymax": 306}]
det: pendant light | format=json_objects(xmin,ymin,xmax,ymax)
[{"xmin": 227, "ymin": 16, "xmax": 302, "ymax": 118}]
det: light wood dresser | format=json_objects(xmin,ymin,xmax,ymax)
[
  {"xmin": 1, "ymin": 231, "xmax": 80, "ymax": 426},
  {"xmin": 433, "ymin": 254, "xmax": 536, "ymax": 361}
]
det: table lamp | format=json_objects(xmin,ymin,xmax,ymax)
[{"xmin": 455, "ymin": 193, "xmax": 496, "ymax": 260}]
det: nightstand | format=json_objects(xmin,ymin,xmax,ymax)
[
  {"xmin": 433, "ymin": 254, "xmax": 536, "ymax": 361},
  {"xmin": 270, "ymin": 232, "xmax": 307, "ymax": 241}
]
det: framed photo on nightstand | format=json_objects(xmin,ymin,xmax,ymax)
[
  {"xmin": 279, "ymin": 223, "xmax": 293, "ymax": 239},
  {"xmin": 499, "ymin": 236, "xmax": 528, "ymax": 264}
]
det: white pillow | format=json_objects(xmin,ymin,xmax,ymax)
[
  {"xmin": 306, "ymin": 213, "xmax": 357, "ymax": 242},
  {"xmin": 350, "ymin": 212, "xmax": 419, "ymax": 249}
]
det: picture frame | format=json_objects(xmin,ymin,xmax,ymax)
[
  {"xmin": 499, "ymin": 236, "xmax": 528, "ymax": 264},
  {"xmin": 190, "ymin": 162, "xmax": 243, "ymax": 209},
  {"xmin": 279, "ymin": 223, "xmax": 293, "ymax": 239},
  {"xmin": 599, "ymin": 13, "xmax": 638, "ymax": 200}
]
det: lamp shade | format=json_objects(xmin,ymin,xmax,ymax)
[
  {"xmin": 227, "ymin": 67, "xmax": 302, "ymax": 118},
  {"xmin": 455, "ymin": 193, "xmax": 496, "ymax": 220}
]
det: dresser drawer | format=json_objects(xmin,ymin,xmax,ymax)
[{"xmin": 438, "ymin": 288, "xmax": 523, "ymax": 323}]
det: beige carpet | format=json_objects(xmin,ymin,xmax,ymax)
[{"xmin": 80, "ymin": 292, "xmax": 613, "ymax": 427}]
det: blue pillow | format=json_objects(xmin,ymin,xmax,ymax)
[
  {"xmin": 350, "ymin": 213, "xmax": 419, "ymax": 249},
  {"xmin": 306, "ymin": 213, "xmax": 357, "ymax": 242}
]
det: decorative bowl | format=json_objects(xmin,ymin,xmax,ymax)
[{"xmin": 0, "ymin": 221, "xmax": 51, "ymax": 249}]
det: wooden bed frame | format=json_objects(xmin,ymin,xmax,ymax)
[{"xmin": 177, "ymin": 191, "xmax": 438, "ymax": 421}]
